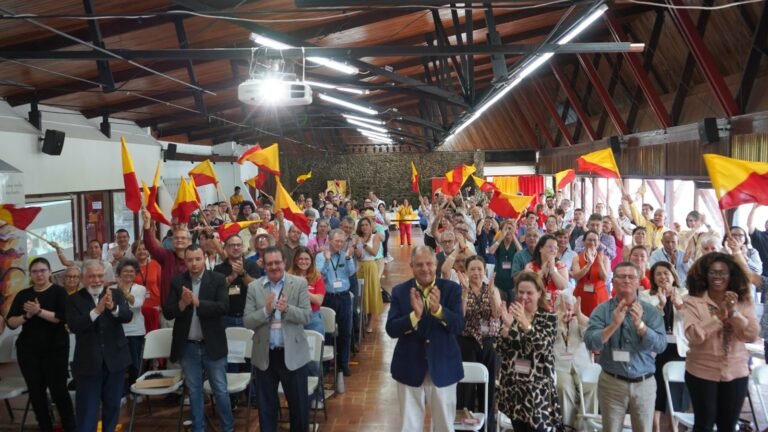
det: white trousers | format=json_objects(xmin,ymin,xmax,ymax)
[{"xmin": 397, "ymin": 373, "xmax": 457, "ymax": 432}]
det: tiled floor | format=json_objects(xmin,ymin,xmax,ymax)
[{"xmin": 4, "ymin": 231, "xmax": 768, "ymax": 431}]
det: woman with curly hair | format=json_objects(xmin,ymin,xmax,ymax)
[
  {"xmin": 683, "ymin": 252, "xmax": 759, "ymax": 431},
  {"xmin": 496, "ymin": 271, "xmax": 562, "ymax": 431}
]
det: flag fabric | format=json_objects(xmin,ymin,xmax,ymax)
[
  {"xmin": 246, "ymin": 172, "xmax": 269, "ymax": 190},
  {"xmin": 237, "ymin": 143, "xmax": 280, "ymax": 176},
  {"xmin": 0, "ymin": 204, "xmax": 42, "ymax": 230},
  {"xmin": 442, "ymin": 164, "xmax": 476, "ymax": 196},
  {"xmin": 296, "ymin": 171, "xmax": 312, "ymax": 184},
  {"xmin": 121, "ymin": 137, "xmax": 142, "ymax": 212},
  {"xmin": 411, "ymin": 161, "xmax": 420, "ymax": 193},
  {"xmin": 172, "ymin": 177, "xmax": 200, "ymax": 224},
  {"xmin": 703, "ymin": 154, "xmax": 768, "ymax": 210},
  {"xmin": 489, "ymin": 191, "xmax": 534, "ymax": 219},
  {"xmin": 142, "ymin": 181, "xmax": 172, "ymax": 226},
  {"xmin": 576, "ymin": 148, "xmax": 620, "ymax": 178},
  {"xmin": 555, "ymin": 169, "xmax": 576, "ymax": 190},
  {"xmin": 471, "ymin": 175, "xmax": 499, "ymax": 193},
  {"xmin": 188, "ymin": 159, "xmax": 219, "ymax": 187},
  {"xmin": 188, "ymin": 176, "xmax": 202, "ymax": 204},
  {"xmin": 274, "ymin": 177, "xmax": 310, "ymax": 234},
  {"xmin": 218, "ymin": 221, "xmax": 260, "ymax": 242}
]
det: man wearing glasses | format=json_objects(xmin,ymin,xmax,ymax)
[{"xmin": 584, "ymin": 262, "xmax": 667, "ymax": 432}]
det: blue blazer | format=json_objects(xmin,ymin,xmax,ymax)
[{"xmin": 385, "ymin": 278, "xmax": 464, "ymax": 387}]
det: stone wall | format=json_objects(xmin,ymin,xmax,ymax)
[{"xmin": 280, "ymin": 150, "xmax": 484, "ymax": 203}]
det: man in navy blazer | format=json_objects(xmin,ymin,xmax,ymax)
[
  {"xmin": 386, "ymin": 245, "xmax": 464, "ymax": 431},
  {"xmin": 67, "ymin": 260, "xmax": 132, "ymax": 432}
]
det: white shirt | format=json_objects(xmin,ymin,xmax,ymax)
[{"xmin": 116, "ymin": 283, "xmax": 147, "ymax": 336}]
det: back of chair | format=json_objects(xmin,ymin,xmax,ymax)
[
  {"xmin": 304, "ymin": 330, "xmax": 324, "ymax": 363},
  {"xmin": 225, "ymin": 327, "xmax": 254, "ymax": 364},
  {"xmin": 68, "ymin": 333, "xmax": 76, "ymax": 363},
  {"xmin": 663, "ymin": 361, "xmax": 686, "ymax": 384},
  {"xmin": 142, "ymin": 328, "xmax": 174, "ymax": 360},
  {"xmin": 579, "ymin": 363, "xmax": 603, "ymax": 385},
  {"xmin": 754, "ymin": 364, "xmax": 768, "ymax": 385},
  {"xmin": 319, "ymin": 306, "xmax": 336, "ymax": 335},
  {"xmin": 460, "ymin": 362, "xmax": 489, "ymax": 384},
  {"xmin": 0, "ymin": 329, "xmax": 20, "ymax": 363}
]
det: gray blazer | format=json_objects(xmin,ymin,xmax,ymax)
[{"xmin": 244, "ymin": 273, "xmax": 312, "ymax": 371}]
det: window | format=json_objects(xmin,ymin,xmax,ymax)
[
  {"xmin": 112, "ymin": 191, "xmax": 136, "ymax": 241},
  {"xmin": 25, "ymin": 199, "xmax": 74, "ymax": 273}
]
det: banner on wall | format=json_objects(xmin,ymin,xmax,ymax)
[
  {"xmin": 0, "ymin": 159, "xmax": 27, "ymax": 317},
  {"xmin": 326, "ymin": 180, "xmax": 347, "ymax": 197}
]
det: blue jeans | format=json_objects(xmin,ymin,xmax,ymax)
[
  {"xmin": 181, "ymin": 342, "xmax": 234, "ymax": 432},
  {"xmin": 75, "ymin": 363, "xmax": 124, "ymax": 432},
  {"xmin": 124, "ymin": 336, "xmax": 144, "ymax": 396},
  {"xmin": 322, "ymin": 292, "xmax": 352, "ymax": 370}
]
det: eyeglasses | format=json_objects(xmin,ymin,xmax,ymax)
[
  {"xmin": 707, "ymin": 270, "xmax": 729, "ymax": 277},
  {"xmin": 65, "ymin": 275, "xmax": 80, "ymax": 280},
  {"xmin": 30, "ymin": 269, "xmax": 49, "ymax": 274},
  {"xmin": 227, "ymin": 243, "xmax": 243, "ymax": 248},
  {"xmin": 731, "ymin": 233, "xmax": 745, "ymax": 238}
]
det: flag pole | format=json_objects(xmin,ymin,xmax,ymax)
[
  {"xmin": 720, "ymin": 210, "xmax": 732, "ymax": 239},
  {"xmin": 21, "ymin": 228, "xmax": 54, "ymax": 247}
]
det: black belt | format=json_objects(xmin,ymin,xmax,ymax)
[
  {"xmin": 326, "ymin": 290, "xmax": 350, "ymax": 297},
  {"xmin": 605, "ymin": 371, "xmax": 654, "ymax": 383},
  {"xmin": 228, "ymin": 313, "xmax": 244, "ymax": 317},
  {"xmin": 271, "ymin": 347, "xmax": 284, "ymax": 352},
  {"xmin": 187, "ymin": 340, "xmax": 204, "ymax": 344}
]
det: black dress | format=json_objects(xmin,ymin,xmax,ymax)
[
  {"xmin": 8, "ymin": 284, "xmax": 76, "ymax": 432},
  {"xmin": 653, "ymin": 297, "xmax": 689, "ymax": 413}
]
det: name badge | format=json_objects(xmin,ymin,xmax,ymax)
[
  {"xmin": 502, "ymin": 261, "xmax": 512, "ymax": 270},
  {"xmin": 612, "ymin": 350, "xmax": 630, "ymax": 362},
  {"xmin": 333, "ymin": 280, "xmax": 343, "ymax": 289},
  {"xmin": 228, "ymin": 286, "xmax": 240, "ymax": 296},
  {"xmin": 559, "ymin": 352, "xmax": 574, "ymax": 361},
  {"xmin": 666, "ymin": 333, "xmax": 677, "ymax": 344},
  {"xmin": 514, "ymin": 359, "xmax": 532, "ymax": 375},
  {"xmin": 584, "ymin": 283, "xmax": 595, "ymax": 293}
]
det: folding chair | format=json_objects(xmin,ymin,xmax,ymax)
[
  {"xmin": 277, "ymin": 330, "xmax": 327, "ymax": 423},
  {"xmin": 128, "ymin": 328, "xmax": 185, "ymax": 432},
  {"xmin": 0, "ymin": 329, "xmax": 29, "ymax": 429},
  {"xmin": 357, "ymin": 278, "xmax": 365, "ymax": 342},
  {"xmin": 456, "ymin": 362, "xmax": 489, "ymax": 432},
  {"xmin": 319, "ymin": 307, "xmax": 337, "ymax": 388},
  {"xmin": 204, "ymin": 327, "xmax": 254, "ymax": 426},
  {"xmin": 575, "ymin": 364, "xmax": 632, "ymax": 432},
  {"xmin": 663, "ymin": 361, "xmax": 693, "ymax": 432}
]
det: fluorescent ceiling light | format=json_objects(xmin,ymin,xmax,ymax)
[
  {"xmin": 368, "ymin": 136, "xmax": 393, "ymax": 145},
  {"xmin": 447, "ymin": 3, "xmax": 608, "ymax": 142},
  {"xmin": 319, "ymin": 93, "xmax": 377, "ymax": 115},
  {"xmin": 342, "ymin": 114, "xmax": 384, "ymax": 125},
  {"xmin": 358, "ymin": 129, "xmax": 390, "ymax": 140},
  {"xmin": 303, "ymin": 80, "xmax": 366, "ymax": 95},
  {"xmin": 348, "ymin": 119, "xmax": 388, "ymax": 133},
  {"xmin": 251, "ymin": 33, "xmax": 359, "ymax": 75}
]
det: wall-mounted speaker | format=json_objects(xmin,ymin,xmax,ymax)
[
  {"xmin": 165, "ymin": 143, "xmax": 177, "ymax": 161},
  {"xmin": 41, "ymin": 129, "xmax": 65, "ymax": 155},
  {"xmin": 698, "ymin": 117, "xmax": 719, "ymax": 144},
  {"xmin": 608, "ymin": 136, "xmax": 621, "ymax": 154}
]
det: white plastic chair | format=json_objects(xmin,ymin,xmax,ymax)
[
  {"xmin": 0, "ymin": 330, "xmax": 29, "ymax": 426},
  {"xmin": 319, "ymin": 306, "xmax": 337, "ymax": 386},
  {"xmin": 753, "ymin": 364, "xmax": 768, "ymax": 429},
  {"xmin": 128, "ymin": 328, "xmax": 185, "ymax": 432},
  {"xmin": 278, "ymin": 330, "xmax": 326, "ymax": 422},
  {"xmin": 456, "ymin": 362, "xmax": 489, "ymax": 432},
  {"xmin": 575, "ymin": 364, "xmax": 633, "ymax": 432},
  {"xmin": 663, "ymin": 361, "xmax": 694, "ymax": 432},
  {"xmin": 204, "ymin": 327, "xmax": 254, "ymax": 425}
]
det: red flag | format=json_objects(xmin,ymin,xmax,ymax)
[
  {"xmin": 555, "ymin": 169, "xmax": 576, "ymax": 190},
  {"xmin": 471, "ymin": 175, "xmax": 499, "ymax": 193},
  {"xmin": 121, "ymin": 137, "xmax": 142, "ymax": 212},
  {"xmin": 442, "ymin": 164, "xmax": 476, "ymax": 196},
  {"xmin": 172, "ymin": 177, "xmax": 200, "ymax": 224},
  {"xmin": 217, "ymin": 221, "xmax": 260, "ymax": 242},
  {"xmin": 245, "ymin": 172, "xmax": 269, "ymax": 190},
  {"xmin": 489, "ymin": 191, "xmax": 534, "ymax": 219},
  {"xmin": 275, "ymin": 177, "xmax": 310, "ymax": 234},
  {"xmin": 0, "ymin": 204, "xmax": 42, "ymax": 230},
  {"xmin": 576, "ymin": 148, "xmax": 621, "ymax": 179},
  {"xmin": 237, "ymin": 143, "xmax": 280, "ymax": 176},
  {"xmin": 188, "ymin": 159, "xmax": 219, "ymax": 187},
  {"xmin": 410, "ymin": 161, "xmax": 420, "ymax": 193}
]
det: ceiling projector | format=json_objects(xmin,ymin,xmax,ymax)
[{"xmin": 238, "ymin": 78, "xmax": 313, "ymax": 107}]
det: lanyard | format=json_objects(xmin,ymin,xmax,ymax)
[{"xmin": 330, "ymin": 253, "xmax": 343, "ymax": 279}]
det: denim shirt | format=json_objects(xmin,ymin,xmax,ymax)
[
  {"xmin": 584, "ymin": 296, "xmax": 667, "ymax": 378},
  {"xmin": 316, "ymin": 251, "xmax": 358, "ymax": 294}
]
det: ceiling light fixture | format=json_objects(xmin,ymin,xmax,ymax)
[
  {"xmin": 342, "ymin": 114, "xmax": 384, "ymax": 125},
  {"xmin": 348, "ymin": 119, "xmax": 388, "ymax": 133},
  {"xmin": 251, "ymin": 33, "xmax": 359, "ymax": 75},
  {"xmin": 358, "ymin": 129, "xmax": 391, "ymax": 140},
  {"xmin": 303, "ymin": 80, "xmax": 367, "ymax": 95},
  {"xmin": 319, "ymin": 93, "xmax": 378, "ymax": 115},
  {"xmin": 446, "ymin": 3, "xmax": 609, "ymax": 142}
]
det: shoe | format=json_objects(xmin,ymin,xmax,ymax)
[
  {"xmin": 343, "ymin": 367, "xmax": 352, "ymax": 377},
  {"xmin": 400, "ymin": 245, "xmax": 404, "ymax": 248}
]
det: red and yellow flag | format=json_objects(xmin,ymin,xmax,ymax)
[
  {"xmin": 142, "ymin": 182, "xmax": 172, "ymax": 227},
  {"xmin": 703, "ymin": 154, "xmax": 768, "ymax": 210},
  {"xmin": 121, "ymin": 137, "xmax": 142, "ymax": 212},
  {"xmin": 237, "ymin": 143, "xmax": 280, "ymax": 176},
  {"xmin": 471, "ymin": 175, "xmax": 499, "ymax": 193},
  {"xmin": 442, "ymin": 163, "xmax": 476, "ymax": 196},
  {"xmin": 555, "ymin": 169, "xmax": 576, "ymax": 190},
  {"xmin": 411, "ymin": 161, "xmax": 420, "ymax": 193},
  {"xmin": 489, "ymin": 191, "xmax": 534, "ymax": 219},
  {"xmin": 296, "ymin": 171, "xmax": 312, "ymax": 184},
  {"xmin": 274, "ymin": 177, "xmax": 310, "ymax": 234},
  {"xmin": 188, "ymin": 159, "xmax": 219, "ymax": 187},
  {"xmin": 187, "ymin": 176, "xmax": 202, "ymax": 204},
  {"xmin": 0, "ymin": 204, "xmax": 42, "ymax": 230},
  {"xmin": 172, "ymin": 177, "xmax": 200, "ymax": 224},
  {"xmin": 246, "ymin": 172, "xmax": 269, "ymax": 190},
  {"xmin": 576, "ymin": 148, "xmax": 620, "ymax": 179},
  {"xmin": 217, "ymin": 221, "xmax": 260, "ymax": 242}
]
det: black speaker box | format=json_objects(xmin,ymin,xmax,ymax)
[
  {"xmin": 165, "ymin": 143, "xmax": 177, "ymax": 160},
  {"xmin": 699, "ymin": 118, "xmax": 719, "ymax": 144},
  {"xmin": 41, "ymin": 129, "xmax": 65, "ymax": 155},
  {"xmin": 608, "ymin": 136, "xmax": 621, "ymax": 154}
]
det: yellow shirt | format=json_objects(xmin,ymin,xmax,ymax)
[
  {"xmin": 630, "ymin": 202, "xmax": 670, "ymax": 249},
  {"xmin": 397, "ymin": 205, "xmax": 414, "ymax": 221},
  {"xmin": 230, "ymin": 193, "xmax": 244, "ymax": 206}
]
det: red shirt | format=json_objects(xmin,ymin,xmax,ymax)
[{"xmin": 307, "ymin": 277, "xmax": 326, "ymax": 312}]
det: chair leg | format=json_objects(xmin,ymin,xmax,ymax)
[
  {"xmin": 4, "ymin": 399, "xmax": 14, "ymax": 421},
  {"xmin": 18, "ymin": 398, "xmax": 30, "ymax": 432},
  {"xmin": 128, "ymin": 395, "xmax": 138, "ymax": 432}
]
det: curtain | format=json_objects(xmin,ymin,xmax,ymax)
[
  {"xmin": 493, "ymin": 176, "xmax": 520, "ymax": 194},
  {"xmin": 518, "ymin": 175, "xmax": 545, "ymax": 207}
]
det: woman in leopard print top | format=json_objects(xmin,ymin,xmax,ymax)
[{"xmin": 496, "ymin": 271, "xmax": 563, "ymax": 432}]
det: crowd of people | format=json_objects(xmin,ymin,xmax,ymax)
[{"xmin": 1, "ymin": 184, "xmax": 767, "ymax": 432}]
